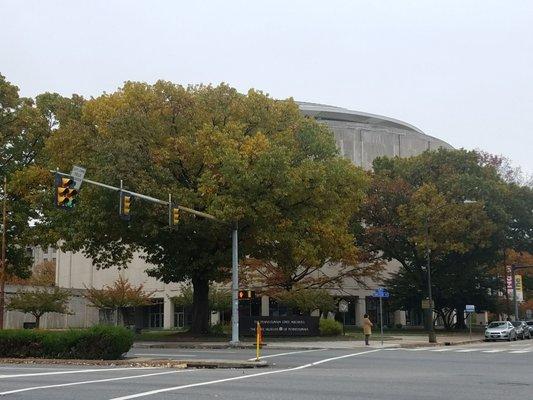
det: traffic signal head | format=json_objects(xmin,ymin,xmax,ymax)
[
  {"xmin": 120, "ymin": 193, "xmax": 132, "ymax": 220},
  {"xmin": 172, "ymin": 207, "xmax": 179, "ymax": 226},
  {"xmin": 55, "ymin": 174, "xmax": 78, "ymax": 210}
]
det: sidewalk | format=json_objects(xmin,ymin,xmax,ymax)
[{"xmin": 133, "ymin": 333, "xmax": 485, "ymax": 350}]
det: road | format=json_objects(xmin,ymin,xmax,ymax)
[{"xmin": 0, "ymin": 340, "xmax": 531, "ymax": 399}]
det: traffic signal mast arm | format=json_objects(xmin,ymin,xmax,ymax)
[
  {"xmin": 51, "ymin": 170, "xmax": 218, "ymax": 222},
  {"xmin": 51, "ymin": 169, "xmax": 241, "ymax": 346}
]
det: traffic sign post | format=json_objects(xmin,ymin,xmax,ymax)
[
  {"xmin": 465, "ymin": 305, "xmax": 475, "ymax": 340},
  {"xmin": 373, "ymin": 288, "xmax": 389, "ymax": 346},
  {"xmin": 339, "ymin": 299, "xmax": 348, "ymax": 336}
]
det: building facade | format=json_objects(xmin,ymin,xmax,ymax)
[{"xmin": 43, "ymin": 103, "xmax": 453, "ymax": 331}]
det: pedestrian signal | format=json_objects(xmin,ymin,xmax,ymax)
[
  {"xmin": 238, "ymin": 290, "xmax": 255, "ymax": 300},
  {"xmin": 54, "ymin": 173, "xmax": 78, "ymax": 210}
]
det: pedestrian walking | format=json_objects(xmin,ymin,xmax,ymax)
[{"xmin": 363, "ymin": 314, "xmax": 373, "ymax": 346}]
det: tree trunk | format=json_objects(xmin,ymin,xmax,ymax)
[
  {"xmin": 35, "ymin": 315, "xmax": 41, "ymax": 329},
  {"xmin": 191, "ymin": 277, "xmax": 210, "ymax": 335},
  {"xmin": 455, "ymin": 306, "xmax": 466, "ymax": 329}
]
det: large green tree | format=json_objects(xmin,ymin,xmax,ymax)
[
  {"xmin": 358, "ymin": 149, "xmax": 531, "ymax": 329},
  {"xmin": 32, "ymin": 81, "xmax": 368, "ymax": 334}
]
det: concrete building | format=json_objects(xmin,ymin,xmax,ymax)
[{"xmin": 42, "ymin": 103, "xmax": 453, "ymax": 331}]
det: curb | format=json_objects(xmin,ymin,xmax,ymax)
[
  {"xmin": 133, "ymin": 342, "xmax": 325, "ymax": 351},
  {"xmin": 0, "ymin": 357, "xmax": 268, "ymax": 369},
  {"xmin": 399, "ymin": 339, "xmax": 484, "ymax": 348}
]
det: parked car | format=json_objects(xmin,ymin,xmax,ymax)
[
  {"xmin": 484, "ymin": 321, "xmax": 517, "ymax": 341},
  {"xmin": 526, "ymin": 321, "xmax": 533, "ymax": 336},
  {"xmin": 510, "ymin": 321, "xmax": 530, "ymax": 339}
]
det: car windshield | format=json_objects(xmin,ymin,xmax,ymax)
[
  {"xmin": 488, "ymin": 322, "xmax": 506, "ymax": 328},
  {"xmin": 510, "ymin": 321, "xmax": 521, "ymax": 327},
  {"xmin": 527, "ymin": 321, "xmax": 533, "ymax": 326}
]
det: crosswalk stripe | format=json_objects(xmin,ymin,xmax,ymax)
[
  {"xmin": 430, "ymin": 348, "xmax": 454, "ymax": 352},
  {"xmin": 482, "ymin": 349, "xmax": 507, "ymax": 353},
  {"xmin": 406, "ymin": 347, "xmax": 433, "ymax": 351},
  {"xmin": 455, "ymin": 349, "xmax": 480, "ymax": 352}
]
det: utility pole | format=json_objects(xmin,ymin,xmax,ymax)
[{"xmin": 0, "ymin": 177, "xmax": 7, "ymax": 330}]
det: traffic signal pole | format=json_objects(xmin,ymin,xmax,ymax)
[
  {"xmin": 230, "ymin": 224, "xmax": 239, "ymax": 345},
  {"xmin": 51, "ymin": 170, "xmax": 241, "ymax": 345},
  {"xmin": 0, "ymin": 177, "xmax": 7, "ymax": 330}
]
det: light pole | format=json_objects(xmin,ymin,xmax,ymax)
[
  {"xmin": 0, "ymin": 177, "xmax": 6, "ymax": 330},
  {"xmin": 510, "ymin": 264, "xmax": 533, "ymax": 321},
  {"xmin": 424, "ymin": 215, "xmax": 436, "ymax": 343},
  {"xmin": 423, "ymin": 199, "xmax": 477, "ymax": 344}
]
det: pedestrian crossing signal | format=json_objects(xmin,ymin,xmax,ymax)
[
  {"xmin": 238, "ymin": 290, "xmax": 255, "ymax": 300},
  {"xmin": 55, "ymin": 173, "xmax": 78, "ymax": 210}
]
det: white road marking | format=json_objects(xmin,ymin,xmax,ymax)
[
  {"xmin": 455, "ymin": 349, "xmax": 479, "ymax": 352},
  {"xmin": 481, "ymin": 349, "xmax": 507, "ymax": 353},
  {"xmin": 430, "ymin": 348, "xmax": 454, "ymax": 352},
  {"xmin": 509, "ymin": 347, "xmax": 532, "ymax": 354},
  {"xmin": 0, "ymin": 369, "xmax": 195, "ymax": 396},
  {"xmin": 109, "ymin": 349, "xmax": 382, "ymax": 400},
  {"xmin": 406, "ymin": 347, "xmax": 434, "ymax": 351},
  {"xmin": 0, "ymin": 367, "xmax": 154, "ymax": 379},
  {"xmin": 247, "ymin": 348, "xmax": 326, "ymax": 361},
  {"xmin": 133, "ymin": 353, "xmax": 198, "ymax": 358}
]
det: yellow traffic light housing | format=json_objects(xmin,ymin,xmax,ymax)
[
  {"xmin": 120, "ymin": 193, "xmax": 132, "ymax": 221},
  {"xmin": 55, "ymin": 174, "xmax": 77, "ymax": 210},
  {"xmin": 172, "ymin": 207, "xmax": 179, "ymax": 226}
]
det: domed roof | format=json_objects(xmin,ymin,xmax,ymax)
[{"xmin": 297, "ymin": 101, "xmax": 424, "ymax": 134}]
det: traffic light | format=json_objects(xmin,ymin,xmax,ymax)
[
  {"xmin": 238, "ymin": 290, "xmax": 255, "ymax": 300},
  {"xmin": 171, "ymin": 207, "xmax": 179, "ymax": 226},
  {"xmin": 120, "ymin": 192, "xmax": 132, "ymax": 221},
  {"xmin": 54, "ymin": 173, "xmax": 78, "ymax": 210}
]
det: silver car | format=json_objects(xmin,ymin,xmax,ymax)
[
  {"xmin": 510, "ymin": 321, "xmax": 531, "ymax": 339},
  {"xmin": 526, "ymin": 321, "xmax": 533, "ymax": 336},
  {"xmin": 484, "ymin": 321, "xmax": 517, "ymax": 341}
]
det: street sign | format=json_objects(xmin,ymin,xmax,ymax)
[
  {"xmin": 465, "ymin": 304, "xmax": 475, "ymax": 313},
  {"xmin": 70, "ymin": 165, "xmax": 86, "ymax": 190},
  {"xmin": 372, "ymin": 288, "xmax": 390, "ymax": 298},
  {"xmin": 338, "ymin": 299, "xmax": 349, "ymax": 313},
  {"xmin": 421, "ymin": 299, "xmax": 434, "ymax": 309}
]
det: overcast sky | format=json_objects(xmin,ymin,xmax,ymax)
[{"xmin": 2, "ymin": 0, "xmax": 532, "ymax": 174}]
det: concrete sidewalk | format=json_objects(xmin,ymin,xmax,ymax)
[{"xmin": 133, "ymin": 333, "xmax": 484, "ymax": 350}]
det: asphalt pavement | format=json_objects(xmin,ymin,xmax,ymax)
[{"xmin": 0, "ymin": 340, "xmax": 531, "ymax": 399}]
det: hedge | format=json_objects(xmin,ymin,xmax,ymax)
[
  {"xmin": 319, "ymin": 318, "xmax": 343, "ymax": 336},
  {"xmin": 0, "ymin": 325, "xmax": 134, "ymax": 360}
]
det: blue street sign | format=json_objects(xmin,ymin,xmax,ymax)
[{"xmin": 373, "ymin": 288, "xmax": 390, "ymax": 298}]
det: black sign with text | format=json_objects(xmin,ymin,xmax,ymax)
[{"xmin": 240, "ymin": 316, "xmax": 320, "ymax": 337}]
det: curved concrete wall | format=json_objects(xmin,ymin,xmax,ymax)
[{"xmin": 298, "ymin": 102, "xmax": 453, "ymax": 170}]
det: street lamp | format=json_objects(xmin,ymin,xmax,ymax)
[{"xmin": 424, "ymin": 199, "xmax": 477, "ymax": 344}]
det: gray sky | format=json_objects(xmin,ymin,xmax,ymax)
[{"xmin": 2, "ymin": 0, "xmax": 532, "ymax": 174}]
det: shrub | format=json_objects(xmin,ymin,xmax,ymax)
[
  {"xmin": 319, "ymin": 318, "xmax": 343, "ymax": 336},
  {"xmin": 0, "ymin": 325, "xmax": 134, "ymax": 360},
  {"xmin": 209, "ymin": 323, "xmax": 230, "ymax": 336},
  {"xmin": 395, "ymin": 323, "xmax": 403, "ymax": 329}
]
